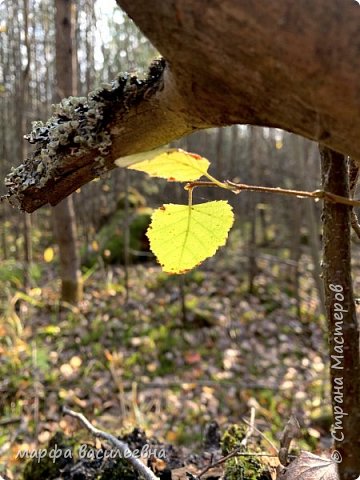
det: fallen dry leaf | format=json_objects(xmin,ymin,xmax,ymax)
[{"xmin": 278, "ymin": 451, "xmax": 339, "ymax": 480}]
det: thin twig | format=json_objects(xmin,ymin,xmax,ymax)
[
  {"xmin": 242, "ymin": 418, "xmax": 278, "ymax": 454},
  {"xmin": 227, "ymin": 181, "xmax": 360, "ymax": 206},
  {"xmin": 62, "ymin": 407, "xmax": 159, "ymax": 480},
  {"xmin": 241, "ymin": 404, "xmax": 256, "ymax": 448},
  {"xmin": 185, "ymin": 179, "xmax": 360, "ymax": 208}
]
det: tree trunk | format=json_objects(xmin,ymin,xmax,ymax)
[
  {"xmin": 23, "ymin": 212, "xmax": 32, "ymax": 290},
  {"xmin": 320, "ymin": 146, "xmax": 360, "ymax": 480},
  {"xmin": 53, "ymin": 197, "xmax": 82, "ymax": 303},
  {"xmin": 303, "ymin": 142, "xmax": 325, "ymax": 314},
  {"xmin": 247, "ymin": 127, "xmax": 260, "ymax": 293},
  {"xmin": 53, "ymin": 0, "xmax": 82, "ymax": 304}
]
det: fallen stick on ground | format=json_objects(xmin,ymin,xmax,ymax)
[{"xmin": 62, "ymin": 406, "xmax": 159, "ymax": 480}]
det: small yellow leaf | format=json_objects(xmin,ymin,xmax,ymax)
[
  {"xmin": 166, "ymin": 431, "xmax": 179, "ymax": 442},
  {"xmin": 116, "ymin": 148, "xmax": 210, "ymax": 182},
  {"xmin": 43, "ymin": 247, "xmax": 54, "ymax": 263},
  {"xmin": 275, "ymin": 139, "xmax": 283, "ymax": 150},
  {"xmin": 60, "ymin": 363, "xmax": 74, "ymax": 378},
  {"xmin": 147, "ymin": 200, "xmax": 234, "ymax": 274},
  {"xmin": 91, "ymin": 240, "xmax": 99, "ymax": 252},
  {"xmin": 70, "ymin": 355, "xmax": 82, "ymax": 369}
]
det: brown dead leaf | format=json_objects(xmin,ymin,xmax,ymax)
[
  {"xmin": 278, "ymin": 451, "xmax": 339, "ymax": 480},
  {"xmin": 184, "ymin": 351, "xmax": 201, "ymax": 364}
]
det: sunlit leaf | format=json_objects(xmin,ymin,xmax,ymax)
[
  {"xmin": 38, "ymin": 325, "xmax": 60, "ymax": 335},
  {"xmin": 43, "ymin": 247, "xmax": 54, "ymax": 263},
  {"xmin": 115, "ymin": 148, "xmax": 210, "ymax": 182},
  {"xmin": 147, "ymin": 200, "xmax": 234, "ymax": 274}
]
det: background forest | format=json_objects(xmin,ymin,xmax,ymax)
[{"xmin": 0, "ymin": 1, "xmax": 351, "ymax": 479}]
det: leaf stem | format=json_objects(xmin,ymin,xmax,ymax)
[
  {"xmin": 187, "ymin": 186, "xmax": 194, "ymax": 207},
  {"xmin": 204, "ymin": 172, "xmax": 233, "ymax": 189}
]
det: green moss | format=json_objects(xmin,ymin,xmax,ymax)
[{"xmin": 221, "ymin": 425, "xmax": 266, "ymax": 480}]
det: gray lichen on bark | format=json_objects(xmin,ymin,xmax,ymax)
[{"xmin": 5, "ymin": 58, "xmax": 166, "ymax": 208}]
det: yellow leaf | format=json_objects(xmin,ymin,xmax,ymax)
[
  {"xmin": 60, "ymin": 363, "xmax": 74, "ymax": 378},
  {"xmin": 147, "ymin": 200, "xmax": 234, "ymax": 274},
  {"xmin": 70, "ymin": 355, "xmax": 82, "ymax": 369},
  {"xmin": 275, "ymin": 139, "xmax": 283, "ymax": 150},
  {"xmin": 116, "ymin": 148, "xmax": 210, "ymax": 182},
  {"xmin": 43, "ymin": 247, "xmax": 54, "ymax": 263},
  {"xmin": 115, "ymin": 146, "xmax": 174, "ymax": 167},
  {"xmin": 166, "ymin": 431, "xmax": 179, "ymax": 442}
]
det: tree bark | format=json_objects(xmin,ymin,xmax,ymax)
[
  {"xmin": 53, "ymin": 0, "xmax": 82, "ymax": 304},
  {"xmin": 6, "ymin": 0, "xmax": 360, "ymax": 212},
  {"xmin": 320, "ymin": 146, "xmax": 360, "ymax": 480}
]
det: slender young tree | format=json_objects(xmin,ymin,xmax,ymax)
[
  {"xmin": 53, "ymin": 0, "xmax": 82, "ymax": 304},
  {"xmin": 21, "ymin": 0, "xmax": 32, "ymax": 290}
]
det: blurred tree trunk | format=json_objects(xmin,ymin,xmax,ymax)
[
  {"xmin": 215, "ymin": 127, "xmax": 225, "ymax": 180},
  {"xmin": 53, "ymin": 0, "xmax": 83, "ymax": 304},
  {"xmin": 23, "ymin": 0, "xmax": 32, "ymax": 291},
  {"xmin": 303, "ymin": 142, "xmax": 325, "ymax": 314},
  {"xmin": 289, "ymin": 136, "xmax": 305, "ymax": 319},
  {"xmin": 15, "ymin": 0, "xmax": 32, "ymax": 289},
  {"xmin": 247, "ymin": 127, "xmax": 259, "ymax": 294},
  {"xmin": 229, "ymin": 125, "xmax": 238, "ymax": 180}
]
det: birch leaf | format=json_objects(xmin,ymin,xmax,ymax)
[
  {"xmin": 147, "ymin": 200, "xmax": 234, "ymax": 274},
  {"xmin": 115, "ymin": 148, "xmax": 210, "ymax": 182}
]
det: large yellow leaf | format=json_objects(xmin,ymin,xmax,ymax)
[
  {"xmin": 147, "ymin": 200, "xmax": 234, "ymax": 274},
  {"xmin": 115, "ymin": 148, "xmax": 210, "ymax": 182}
]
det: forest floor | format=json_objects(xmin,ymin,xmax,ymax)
[{"xmin": 0, "ymin": 232, "xmax": 333, "ymax": 479}]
